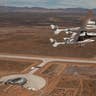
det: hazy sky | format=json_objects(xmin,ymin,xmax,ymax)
[{"xmin": 1, "ymin": 0, "xmax": 96, "ymax": 9}]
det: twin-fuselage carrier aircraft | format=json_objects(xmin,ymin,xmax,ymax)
[{"xmin": 50, "ymin": 10, "xmax": 96, "ymax": 47}]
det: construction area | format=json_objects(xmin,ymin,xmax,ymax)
[{"xmin": 0, "ymin": 55, "xmax": 96, "ymax": 96}]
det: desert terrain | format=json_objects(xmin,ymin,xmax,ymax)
[
  {"xmin": 0, "ymin": 11, "xmax": 96, "ymax": 58},
  {"xmin": 36, "ymin": 62, "xmax": 96, "ymax": 96},
  {"xmin": 0, "ymin": 56, "xmax": 96, "ymax": 96},
  {"xmin": 0, "ymin": 7, "xmax": 96, "ymax": 96}
]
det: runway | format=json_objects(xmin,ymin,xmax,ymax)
[
  {"xmin": 0, "ymin": 53, "xmax": 96, "ymax": 73},
  {"xmin": 0, "ymin": 54, "xmax": 95, "ymax": 64}
]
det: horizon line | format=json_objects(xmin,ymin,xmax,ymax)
[{"xmin": 0, "ymin": 5, "xmax": 94, "ymax": 10}]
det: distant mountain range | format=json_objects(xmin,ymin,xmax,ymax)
[{"xmin": 0, "ymin": 6, "xmax": 96, "ymax": 13}]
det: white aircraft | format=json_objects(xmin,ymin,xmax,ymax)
[
  {"xmin": 50, "ymin": 10, "xmax": 96, "ymax": 47},
  {"xmin": 50, "ymin": 24, "xmax": 79, "ymax": 35},
  {"xmin": 50, "ymin": 10, "xmax": 96, "ymax": 35}
]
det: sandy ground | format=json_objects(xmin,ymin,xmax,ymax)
[
  {"xmin": 35, "ymin": 62, "xmax": 96, "ymax": 96},
  {"xmin": 0, "ymin": 55, "xmax": 96, "ymax": 96},
  {"xmin": 0, "ymin": 59, "xmax": 44, "ymax": 96},
  {"xmin": 0, "ymin": 12, "xmax": 96, "ymax": 96},
  {"xmin": 0, "ymin": 26, "xmax": 96, "ymax": 59}
]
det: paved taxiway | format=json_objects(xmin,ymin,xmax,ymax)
[
  {"xmin": 0, "ymin": 54, "xmax": 95, "ymax": 73},
  {"xmin": 0, "ymin": 54, "xmax": 95, "ymax": 64}
]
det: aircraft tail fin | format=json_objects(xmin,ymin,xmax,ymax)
[{"xmin": 82, "ymin": 10, "xmax": 93, "ymax": 27}]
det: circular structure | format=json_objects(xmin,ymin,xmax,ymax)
[
  {"xmin": 0, "ymin": 74, "xmax": 46, "ymax": 91},
  {"xmin": 23, "ymin": 74, "xmax": 46, "ymax": 91}
]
